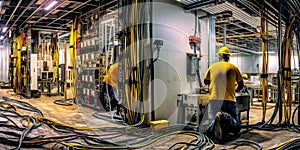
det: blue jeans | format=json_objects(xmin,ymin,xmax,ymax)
[{"xmin": 205, "ymin": 100, "xmax": 241, "ymax": 135}]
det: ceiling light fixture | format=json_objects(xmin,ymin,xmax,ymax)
[
  {"xmin": 2, "ymin": 27, "xmax": 8, "ymax": 33},
  {"xmin": 58, "ymin": 33, "xmax": 70, "ymax": 39},
  {"xmin": 0, "ymin": 1, "xmax": 3, "ymax": 10},
  {"xmin": 45, "ymin": 0, "xmax": 58, "ymax": 10}
]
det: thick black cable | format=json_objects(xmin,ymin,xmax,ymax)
[
  {"xmin": 0, "ymin": 96, "xmax": 215, "ymax": 149},
  {"xmin": 231, "ymin": 139, "xmax": 262, "ymax": 150},
  {"xmin": 53, "ymin": 98, "xmax": 74, "ymax": 106}
]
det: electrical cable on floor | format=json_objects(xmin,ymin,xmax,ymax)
[
  {"xmin": 53, "ymin": 98, "xmax": 74, "ymax": 106},
  {"xmin": 266, "ymin": 138, "xmax": 300, "ymax": 150},
  {"xmin": 0, "ymin": 95, "xmax": 216, "ymax": 149},
  {"xmin": 229, "ymin": 139, "xmax": 262, "ymax": 150}
]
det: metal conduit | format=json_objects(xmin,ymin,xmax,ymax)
[
  {"xmin": 4, "ymin": 0, "xmax": 36, "ymax": 37},
  {"xmin": 5, "ymin": 0, "xmax": 22, "ymax": 26},
  {"xmin": 48, "ymin": 0, "xmax": 92, "ymax": 26},
  {"xmin": 19, "ymin": 1, "xmax": 47, "ymax": 28},
  {"xmin": 33, "ymin": 1, "xmax": 68, "ymax": 26},
  {"xmin": 202, "ymin": 1, "xmax": 277, "ymax": 31}
]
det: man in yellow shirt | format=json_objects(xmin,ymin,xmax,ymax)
[
  {"xmin": 101, "ymin": 63, "xmax": 119, "ymax": 111},
  {"xmin": 204, "ymin": 46, "xmax": 244, "ymax": 142}
]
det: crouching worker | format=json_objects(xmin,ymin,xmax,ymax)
[
  {"xmin": 101, "ymin": 63, "xmax": 119, "ymax": 111},
  {"xmin": 203, "ymin": 46, "xmax": 244, "ymax": 143},
  {"xmin": 240, "ymin": 73, "xmax": 253, "ymax": 94}
]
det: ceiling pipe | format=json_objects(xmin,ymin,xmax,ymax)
[
  {"xmin": 33, "ymin": 1, "xmax": 67, "ymax": 26},
  {"xmin": 216, "ymin": 33, "xmax": 260, "ymax": 40},
  {"xmin": 184, "ymin": 0, "xmax": 215, "ymax": 11},
  {"xmin": 287, "ymin": 0, "xmax": 297, "ymax": 13},
  {"xmin": 59, "ymin": 0, "xmax": 117, "ymax": 28},
  {"xmin": 32, "ymin": 25, "xmax": 69, "ymax": 31},
  {"xmin": 202, "ymin": 1, "xmax": 277, "ymax": 31},
  {"xmin": 217, "ymin": 24, "xmax": 257, "ymax": 44},
  {"xmin": 5, "ymin": 0, "xmax": 22, "ymax": 26},
  {"xmin": 227, "ymin": 21, "xmax": 257, "ymax": 33},
  {"xmin": 48, "ymin": 0, "xmax": 92, "ymax": 26},
  {"xmin": 4, "ymin": 0, "xmax": 36, "ymax": 37},
  {"xmin": 19, "ymin": 0, "xmax": 49, "ymax": 28},
  {"xmin": 68, "ymin": 0, "xmax": 98, "ymax": 7},
  {"xmin": 236, "ymin": 0, "xmax": 259, "ymax": 16}
]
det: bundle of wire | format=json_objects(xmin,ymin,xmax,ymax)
[
  {"xmin": 267, "ymin": 138, "xmax": 300, "ymax": 150},
  {"xmin": 0, "ymin": 96, "xmax": 214, "ymax": 149}
]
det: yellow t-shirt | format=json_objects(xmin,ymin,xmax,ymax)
[
  {"xmin": 103, "ymin": 63, "xmax": 118, "ymax": 87},
  {"xmin": 204, "ymin": 61, "xmax": 243, "ymax": 102}
]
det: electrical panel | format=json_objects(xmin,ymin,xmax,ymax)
[
  {"xmin": 186, "ymin": 53, "xmax": 197, "ymax": 76},
  {"xmin": 77, "ymin": 18, "xmax": 100, "ymax": 110},
  {"xmin": 177, "ymin": 94, "xmax": 206, "ymax": 127},
  {"xmin": 77, "ymin": 12, "xmax": 118, "ymax": 111}
]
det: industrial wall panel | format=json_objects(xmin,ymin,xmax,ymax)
[
  {"xmin": 30, "ymin": 54, "xmax": 38, "ymax": 90},
  {"xmin": 152, "ymin": 2, "xmax": 196, "ymax": 124}
]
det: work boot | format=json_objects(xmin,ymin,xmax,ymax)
[{"xmin": 214, "ymin": 112, "xmax": 223, "ymax": 142}]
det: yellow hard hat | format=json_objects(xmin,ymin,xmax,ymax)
[
  {"xmin": 218, "ymin": 46, "xmax": 231, "ymax": 55},
  {"xmin": 242, "ymin": 74, "xmax": 248, "ymax": 79}
]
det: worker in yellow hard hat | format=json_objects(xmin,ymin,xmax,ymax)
[
  {"xmin": 203, "ymin": 46, "xmax": 244, "ymax": 143},
  {"xmin": 242, "ymin": 74, "xmax": 248, "ymax": 79},
  {"xmin": 240, "ymin": 73, "xmax": 254, "ymax": 94},
  {"xmin": 217, "ymin": 45, "xmax": 231, "ymax": 55},
  {"xmin": 242, "ymin": 73, "xmax": 254, "ymax": 84}
]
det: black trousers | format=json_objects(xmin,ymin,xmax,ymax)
[{"xmin": 101, "ymin": 83, "xmax": 118, "ymax": 111}]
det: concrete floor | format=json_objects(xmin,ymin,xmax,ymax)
[{"xmin": 0, "ymin": 89, "xmax": 299, "ymax": 149}]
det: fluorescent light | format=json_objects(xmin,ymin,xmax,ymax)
[
  {"xmin": 0, "ymin": 1, "xmax": 3, "ymax": 9},
  {"xmin": 58, "ymin": 33, "xmax": 70, "ymax": 39},
  {"xmin": 2, "ymin": 27, "xmax": 8, "ymax": 33},
  {"xmin": 256, "ymin": 51, "xmax": 276, "ymax": 54},
  {"xmin": 45, "ymin": 0, "xmax": 58, "ymax": 10}
]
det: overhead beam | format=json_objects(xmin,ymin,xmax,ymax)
[
  {"xmin": 59, "ymin": 0, "xmax": 117, "ymax": 27},
  {"xmin": 5, "ymin": 0, "xmax": 22, "ymax": 26},
  {"xmin": 19, "ymin": 0, "xmax": 47, "ymax": 28},
  {"xmin": 216, "ymin": 33, "xmax": 260, "ymax": 40},
  {"xmin": 32, "ymin": 25, "xmax": 69, "ymax": 31},
  {"xmin": 227, "ymin": 21, "xmax": 257, "ymax": 33},
  {"xmin": 184, "ymin": 0, "xmax": 215, "ymax": 11},
  {"xmin": 33, "ymin": 1, "xmax": 67, "ymax": 26},
  {"xmin": 68, "ymin": 0, "xmax": 98, "ymax": 7},
  {"xmin": 216, "ymin": 25, "xmax": 260, "ymax": 45},
  {"xmin": 4, "ymin": 0, "xmax": 36, "ymax": 37},
  {"xmin": 48, "ymin": 0, "xmax": 92, "ymax": 26},
  {"xmin": 6, "ymin": 5, "xmax": 82, "ymax": 13}
]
